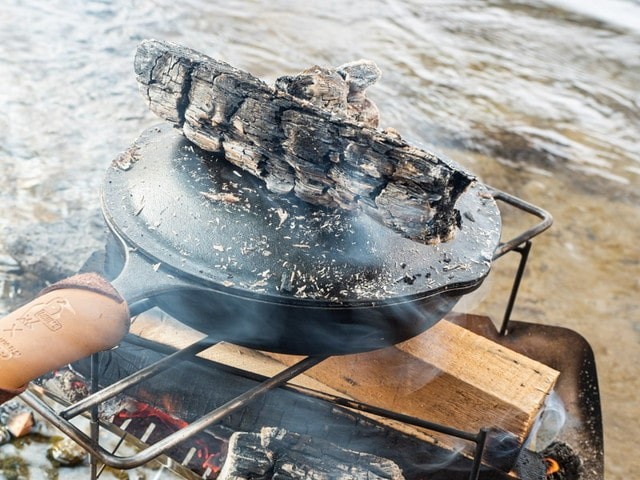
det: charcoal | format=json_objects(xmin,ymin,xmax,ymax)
[{"xmin": 541, "ymin": 442, "xmax": 583, "ymax": 480}]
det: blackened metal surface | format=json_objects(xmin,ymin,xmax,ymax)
[
  {"xmin": 102, "ymin": 224, "xmax": 463, "ymax": 354},
  {"xmin": 103, "ymin": 124, "xmax": 501, "ymax": 307},
  {"xmin": 100, "ymin": 124, "xmax": 502, "ymax": 353}
]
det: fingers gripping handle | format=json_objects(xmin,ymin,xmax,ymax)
[{"xmin": 0, "ymin": 273, "xmax": 130, "ymax": 392}]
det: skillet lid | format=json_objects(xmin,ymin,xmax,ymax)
[{"xmin": 102, "ymin": 124, "xmax": 501, "ymax": 307}]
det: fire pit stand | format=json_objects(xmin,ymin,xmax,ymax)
[
  {"xmin": 24, "ymin": 343, "xmax": 498, "ymax": 479},
  {"xmin": 18, "ymin": 191, "xmax": 602, "ymax": 480}
]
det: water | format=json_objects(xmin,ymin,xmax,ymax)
[{"xmin": 0, "ymin": 1, "xmax": 638, "ymax": 478}]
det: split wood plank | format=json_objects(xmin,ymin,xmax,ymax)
[{"xmin": 263, "ymin": 319, "xmax": 559, "ymax": 467}]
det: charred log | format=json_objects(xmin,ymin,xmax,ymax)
[
  {"xmin": 219, "ymin": 427, "xmax": 404, "ymax": 480},
  {"xmin": 134, "ymin": 39, "xmax": 474, "ymax": 243}
]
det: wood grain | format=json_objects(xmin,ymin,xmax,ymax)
[
  {"xmin": 131, "ymin": 313, "xmax": 558, "ymax": 470},
  {"xmin": 263, "ymin": 320, "xmax": 559, "ymax": 467}
]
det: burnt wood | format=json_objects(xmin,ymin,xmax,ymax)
[
  {"xmin": 219, "ymin": 427, "xmax": 404, "ymax": 479},
  {"xmin": 134, "ymin": 39, "xmax": 475, "ymax": 243}
]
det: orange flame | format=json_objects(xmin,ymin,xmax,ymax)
[
  {"xmin": 544, "ymin": 457, "xmax": 560, "ymax": 476},
  {"xmin": 116, "ymin": 401, "xmax": 188, "ymax": 430},
  {"xmin": 197, "ymin": 446, "xmax": 222, "ymax": 475}
]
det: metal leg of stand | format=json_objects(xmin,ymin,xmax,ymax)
[
  {"xmin": 22, "ymin": 355, "xmax": 327, "ymax": 471},
  {"xmin": 469, "ymin": 428, "xmax": 488, "ymax": 480},
  {"xmin": 90, "ymin": 352, "xmax": 100, "ymax": 480},
  {"xmin": 499, "ymin": 241, "xmax": 532, "ymax": 336}
]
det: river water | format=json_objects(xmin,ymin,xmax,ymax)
[{"xmin": 0, "ymin": 1, "xmax": 638, "ymax": 478}]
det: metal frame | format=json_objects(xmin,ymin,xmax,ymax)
[
  {"xmin": 20, "ymin": 187, "xmax": 552, "ymax": 480},
  {"xmin": 22, "ymin": 352, "xmax": 492, "ymax": 480},
  {"xmin": 488, "ymin": 188, "xmax": 553, "ymax": 335}
]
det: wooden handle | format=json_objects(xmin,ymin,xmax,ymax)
[{"xmin": 0, "ymin": 287, "xmax": 129, "ymax": 390}]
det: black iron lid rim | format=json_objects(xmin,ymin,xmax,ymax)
[
  {"xmin": 101, "ymin": 124, "xmax": 504, "ymax": 308},
  {"xmin": 102, "ymin": 203, "xmax": 487, "ymax": 310}
]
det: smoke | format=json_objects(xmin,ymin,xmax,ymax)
[
  {"xmin": 405, "ymin": 443, "xmax": 467, "ymax": 473},
  {"xmin": 408, "ymin": 429, "xmax": 523, "ymax": 473},
  {"xmin": 452, "ymin": 272, "xmax": 495, "ymax": 313},
  {"xmin": 527, "ymin": 391, "xmax": 567, "ymax": 451},
  {"xmin": 484, "ymin": 428, "xmax": 522, "ymax": 472}
]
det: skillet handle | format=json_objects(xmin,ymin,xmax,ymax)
[
  {"xmin": 489, "ymin": 188, "xmax": 553, "ymax": 260},
  {"xmin": 0, "ymin": 273, "xmax": 129, "ymax": 393}
]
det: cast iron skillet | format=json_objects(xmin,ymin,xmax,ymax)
[{"xmin": 101, "ymin": 124, "xmax": 506, "ymax": 355}]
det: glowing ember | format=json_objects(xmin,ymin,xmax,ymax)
[
  {"xmin": 116, "ymin": 401, "xmax": 188, "ymax": 430},
  {"xmin": 545, "ymin": 457, "xmax": 561, "ymax": 476},
  {"xmin": 199, "ymin": 449, "xmax": 223, "ymax": 476},
  {"xmin": 111, "ymin": 401, "xmax": 227, "ymax": 478}
]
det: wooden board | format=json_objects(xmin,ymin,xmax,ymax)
[
  {"xmin": 130, "ymin": 312, "xmax": 558, "ymax": 471},
  {"xmin": 263, "ymin": 319, "xmax": 559, "ymax": 465}
]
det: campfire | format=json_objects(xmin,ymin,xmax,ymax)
[
  {"xmin": 24, "ymin": 306, "xmax": 594, "ymax": 480},
  {"xmin": 8, "ymin": 40, "xmax": 602, "ymax": 480}
]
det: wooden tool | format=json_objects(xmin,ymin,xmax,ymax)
[{"xmin": 0, "ymin": 273, "xmax": 129, "ymax": 392}]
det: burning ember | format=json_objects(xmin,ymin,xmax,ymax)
[
  {"xmin": 541, "ymin": 442, "xmax": 583, "ymax": 480},
  {"xmin": 115, "ymin": 401, "xmax": 188, "ymax": 431},
  {"xmin": 111, "ymin": 400, "xmax": 227, "ymax": 478},
  {"xmin": 545, "ymin": 457, "xmax": 560, "ymax": 475}
]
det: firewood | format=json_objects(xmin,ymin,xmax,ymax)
[
  {"xmin": 218, "ymin": 427, "xmax": 405, "ymax": 480},
  {"xmin": 72, "ymin": 333, "xmax": 485, "ymax": 479},
  {"xmin": 134, "ymin": 39, "xmax": 474, "ymax": 244},
  {"xmin": 263, "ymin": 319, "xmax": 560, "ymax": 467},
  {"xmin": 128, "ymin": 313, "xmax": 557, "ymax": 472}
]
